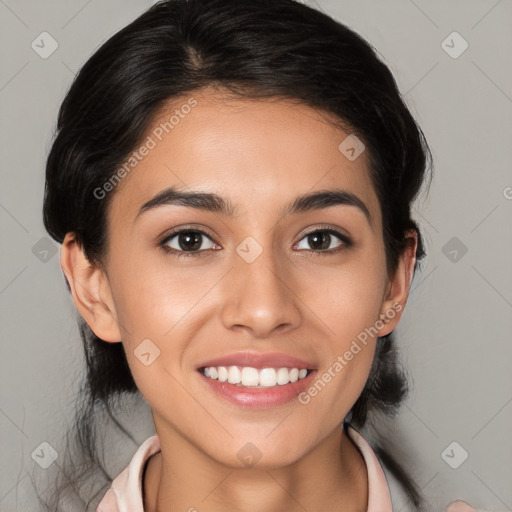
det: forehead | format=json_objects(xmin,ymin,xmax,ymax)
[{"xmin": 108, "ymin": 88, "xmax": 380, "ymax": 226}]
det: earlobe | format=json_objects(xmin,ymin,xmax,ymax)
[
  {"xmin": 60, "ymin": 232, "xmax": 122, "ymax": 343},
  {"xmin": 377, "ymin": 230, "xmax": 418, "ymax": 337}
]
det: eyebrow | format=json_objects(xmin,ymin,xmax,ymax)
[{"xmin": 135, "ymin": 186, "xmax": 373, "ymax": 227}]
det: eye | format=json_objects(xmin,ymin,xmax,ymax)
[
  {"xmin": 160, "ymin": 228, "xmax": 218, "ymax": 256},
  {"xmin": 294, "ymin": 228, "xmax": 351, "ymax": 253}
]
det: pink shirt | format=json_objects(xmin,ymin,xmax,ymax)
[{"xmin": 96, "ymin": 426, "xmax": 475, "ymax": 512}]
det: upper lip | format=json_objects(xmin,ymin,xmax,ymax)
[{"xmin": 197, "ymin": 352, "xmax": 316, "ymax": 370}]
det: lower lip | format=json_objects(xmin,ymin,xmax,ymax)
[{"xmin": 198, "ymin": 370, "xmax": 317, "ymax": 408}]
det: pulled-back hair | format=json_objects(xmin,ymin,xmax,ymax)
[{"xmin": 38, "ymin": 0, "xmax": 432, "ymax": 509}]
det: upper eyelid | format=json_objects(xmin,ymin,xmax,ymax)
[
  {"xmin": 294, "ymin": 228, "xmax": 350, "ymax": 249},
  {"xmin": 162, "ymin": 226, "xmax": 216, "ymax": 241}
]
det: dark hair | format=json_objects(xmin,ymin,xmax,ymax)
[{"xmin": 38, "ymin": 0, "xmax": 432, "ymax": 509}]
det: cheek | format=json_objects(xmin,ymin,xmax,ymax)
[
  {"xmin": 109, "ymin": 250, "xmax": 216, "ymax": 335},
  {"xmin": 297, "ymin": 251, "xmax": 386, "ymax": 400},
  {"xmin": 107, "ymin": 255, "xmax": 229, "ymax": 397},
  {"xmin": 303, "ymin": 255, "xmax": 387, "ymax": 344}
]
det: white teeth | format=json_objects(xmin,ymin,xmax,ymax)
[
  {"xmin": 227, "ymin": 366, "xmax": 242, "ymax": 384},
  {"xmin": 276, "ymin": 367, "xmax": 289, "ymax": 385},
  {"xmin": 241, "ymin": 367, "xmax": 259, "ymax": 386},
  {"xmin": 217, "ymin": 366, "xmax": 228, "ymax": 382},
  {"xmin": 259, "ymin": 368, "xmax": 277, "ymax": 387},
  {"xmin": 202, "ymin": 365, "xmax": 310, "ymax": 387}
]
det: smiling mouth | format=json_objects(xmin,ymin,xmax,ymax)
[{"xmin": 198, "ymin": 365, "xmax": 313, "ymax": 388}]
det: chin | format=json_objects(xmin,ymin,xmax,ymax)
[{"xmin": 206, "ymin": 436, "xmax": 312, "ymax": 470}]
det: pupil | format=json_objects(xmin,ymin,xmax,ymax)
[
  {"xmin": 179, "ymin": 232, "xmax": 202, "ymax": 251},
  {"xmin": 309, "ymin": 231, "xmax": 330, "ymax": 250}
]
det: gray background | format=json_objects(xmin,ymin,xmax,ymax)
[{"xmin": 1, "ymin": 0, "xmax": 511, "ymax": 510}]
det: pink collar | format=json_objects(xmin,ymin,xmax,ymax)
[
  {"xmin": 346, "ymin": 425, "xmax": 393, "ymax": 511},
  {"xmin": 97, "ymin": 425, "xmax": 392, "ymax": 511}
]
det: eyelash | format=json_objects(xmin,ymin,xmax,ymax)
[{"xmin": 159, "ymin": 226, "xmax": 352, "ymax": 259}]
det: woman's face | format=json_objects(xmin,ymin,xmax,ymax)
[{"xmin": 63, "ymin": 87, "xmax": 415, "ymax": 468}]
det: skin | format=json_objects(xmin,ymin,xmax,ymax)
[{"xmin": 61, "ymin": 87, "xmax": 417, "ymax": 512}]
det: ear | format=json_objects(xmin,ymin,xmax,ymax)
[
  {"xmin": 60, "ymin": 232, "xmax": 122, "ymax": 343},
  {"xmin": 376, "ymin": 229, "xmax": 418, "ymax": 337}
]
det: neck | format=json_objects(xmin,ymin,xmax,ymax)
[{"xmin": 143, "ymin": 425, "xmax": 368, "ymax": 512}]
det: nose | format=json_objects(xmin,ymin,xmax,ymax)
[{"xmin": 220, "ymin": 248, "xmax": 302, "ymax": 338}]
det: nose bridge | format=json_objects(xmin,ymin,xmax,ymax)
[{"xmin": 220, "ymin": 239, "xmax": 301, "ymax": 336}]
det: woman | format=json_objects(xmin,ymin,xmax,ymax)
[{"xmin": 40, "ymin": 0, "xmax": 477, "ymax": 510}]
